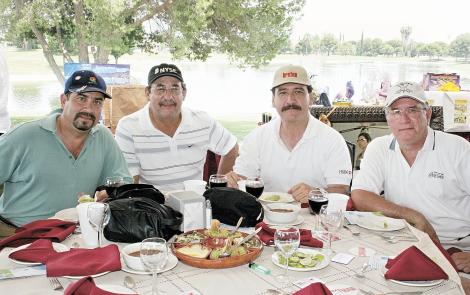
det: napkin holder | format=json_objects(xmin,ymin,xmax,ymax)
[{"xmin": 166, "ymin": 191, "xmax": 206, "ymax": 232}]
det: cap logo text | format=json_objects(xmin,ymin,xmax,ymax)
[
  {"xmin": 155, "ymin": 67, "xmax": 178, "ymax": 74},
  {"xmin": 282, "ymin": 72, "xmax": 298, "ymax": 78}
]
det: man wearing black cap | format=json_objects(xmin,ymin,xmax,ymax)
[
  {"xmin": 115, "ymin": 63, "xmax": 239, "ymax": 191},
  {"xmin": 0, "ymin": 70, "xmax": 131, "ymax": 235}
]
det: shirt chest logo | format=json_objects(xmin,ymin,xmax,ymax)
[{"xmin": 428, "ymin": 171, "xmax": 444, "ymax": 179}]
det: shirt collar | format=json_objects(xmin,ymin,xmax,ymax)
[
  {"xmin": 389, "ymin": 126, "xmax": 435, "ymax": 151},
  {"xmin": 273, "ymin": 114, "xmax": 317, "ymax": 142}
]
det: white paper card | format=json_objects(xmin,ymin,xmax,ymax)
[
  {"xmin": 331, "ymin": 253, "xmax": 355, "ymax": 264},
  {"xmin": 293, "ymin": 276, "xmax": 323, "ymax": 289},
  {"xmin": 0, "ymin": 265, "xmax": 46, "ymax": 280}
]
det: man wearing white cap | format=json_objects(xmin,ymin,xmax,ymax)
[
  {"xmin": 351, "ymin": 81, "xmax": 470, "ymax": 274},
  {"xmin": 226, "ymin": 65, "xmax": 352, "ymax": 202}
]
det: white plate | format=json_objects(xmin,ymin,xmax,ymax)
[
  {"xmin": 98, "ymin": 284, "xmax": 135, "ymax": 294},
  {"xmin": 264, "ymin": 215, "xmax": 304, "ymax": 226},
  {"xmin": 355, "ymin": 215, "xmax": 405, "ymax": 232},
  {"xmin": 9, "ymin": 243, "xmax": 69, "ymax": 266},
  {"xmin": 63, "ymin": 271, "xmax": 110, "ymax": 279},
  {"xmin": 271, "ymin": 248, "xmax": 330, "ymax": 272},
  {"xmin": 53, "ymin": 208, "xmax": 78, "ymax": 222},
  {"xmin": 259, "ymin": 192, "xmax": 294, "ymax": 203},
  {"xmin": 380, "ymin": 266, "xmax": 444, "ymax": 287},
  {"xmin": 121, "ymin": 253, "xmax": 178, "ymax": 275}
]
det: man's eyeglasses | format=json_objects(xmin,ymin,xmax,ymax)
[
  {"xmin": 71, "ymin": 94, "xmax": 104, "ymax": 108},
  {"xmin": 385, "ymin": 106, "xmax": 427, "ymax": 118},
  {"xmin": 154, "ymin": 86, "xmax": 182, "ymax": 96}
]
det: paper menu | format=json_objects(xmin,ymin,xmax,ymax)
[{"xmin": 0, "ymin": 265, "xmax": 46, "ymax": 280}]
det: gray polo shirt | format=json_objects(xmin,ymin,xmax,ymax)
[{"xmin": 0, "ymin": 114, "xmax": 131, "ymax": 226}]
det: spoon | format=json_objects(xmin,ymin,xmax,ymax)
[
  {"xmin": 231, "ymin": 217, "xmax": 244, "ymax": 235},
  {"xmin": 123, "ymin": 275, "xmax": 136, "ymax": 290}
]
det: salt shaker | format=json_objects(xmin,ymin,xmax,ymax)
[{"xmin": 205, "ymin": 199, "xmax": 212, "ymax": 229}]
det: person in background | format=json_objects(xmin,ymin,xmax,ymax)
[
  {"xmin": 225, "ymin": 65, "xmax": 352, "ymax": 203},
  {"xmin": 115, "ymin": 63, "xmax": 239, "ymax": 192},
  {"xmin": 355, "ymin": 131, "xmax": 371, "ymax": 170},
  {"xmin": 0, "ymin": 49, "xmax": 10, "ymax": 136},
  {"xmin": 0, "ymin": 70, "xmax": 131, "ymax": 236},
  {"xmin": 351, "ymin": 81, "xmax": 470, "ymax": 276},
  {"xmin": 345, "ymin": 81, "xmax": 354, "ymax": 99}
]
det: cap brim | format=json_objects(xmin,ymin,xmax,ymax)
[
  {"xmin": 69, "ymin": 86, "xmax": 112, "ymax": 99},
  {"xmin": 271, "ymin": 81, "xmax": 310, "ymax": 90},
  {"xmin": 149, "ymin": 73, "xmax": 183, "ymax": 85},
  {"xmin": 385, "ymin": 95, "xmax": 425, "ymax": 107}
]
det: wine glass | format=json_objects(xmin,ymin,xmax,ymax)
[
  {"xmin": 308, "ymin": 188, "xmax": 328, "ymax": 233},
  {"xmin": 245, "ymin": 177, "xmax": 264, "ymax": 198},
  {"xmin": 87, "ymin": 203, "xmax": 111, "ymax": 248},
  {"xmin": 274, "ymin": 227, "xmax": 300, "ymax": 284},
  {"xmin": 209, "ymin": 174, "xmax": 228, "ymax": 188},
  {"xmin": 319, "ymin": 205, "xmax": 343, "ymax": 250},
  {"xmin": 140, "ymin": 238, "xmax": 169, "ymax": 295},
  {"xmin": 105, "ymin": 176, "xmax": 124, "ymax": 196}
]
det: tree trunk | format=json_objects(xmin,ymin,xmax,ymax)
[
  {"xmin": 31, "ymin": 23, "xmax": 64, "ymax": 84},
  {"xmin": 73, "ymin": 0, "xmax": 89, "ymax": 63},
  {"xmin": 94, "ymin": 47, "xmax": 110, "ymax": 64}
]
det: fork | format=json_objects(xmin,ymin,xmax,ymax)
[
  {"xmin": 358, "ymin": 288, "xmax": 422, "ymax": 295},
  {"xmin": 48, "ymin": 277, "xmax": 63, "ymax": 290}
]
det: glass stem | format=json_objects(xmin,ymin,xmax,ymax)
[
  {"xmin": 284, "ymin": 254, "xmax": 289, "ymax": 278},
  {"xmin": 97, "ymin": 226, "xmax": 102, "ymax": 248},
  {"xmin": 329, "ymin": 232, "xmax": 332, "ymax": 249},
  {"xmin": 152, "ymin": 270, "xmax": 158, "ymax": 295}
]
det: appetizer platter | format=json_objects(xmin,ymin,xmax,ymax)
[{"xmin": 171, "ymin": 220, "xmax": 263, "ymax": 269}]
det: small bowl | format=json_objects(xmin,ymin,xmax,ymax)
[
  {"xmin": 264, "ymin": 203, "xmax": 300, "ymax": 224},
  {"xmin": 122, "ymin": 243, "xmax": 145, "ymax": 271}
]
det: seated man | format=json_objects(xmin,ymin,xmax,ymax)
[
  {"xmin": 115, "ymin": 63, "xmax": 239, "ymax": 192},
  {"xmin": 351, "ymin": 81, "xmax": 470, "ymax": 274},
  {"xmin": 226, "ymin": 65, "xmax": 352, "ymax": 202},
  {"xmin": 0, "ymin": 70, "xmax": 132, "ymax": 236}
]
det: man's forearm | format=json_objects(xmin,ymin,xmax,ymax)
[{"xmin": 217, "ymin": 144, "xmax": 239, "ymax": 174}]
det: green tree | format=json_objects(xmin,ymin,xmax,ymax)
[
  {"xmin": 361, "ymin": 38, "xmax": 383, "ymax": 56},
  {"xmin": 385, "ymin": 40, "xmax": 402, "ymax": 56},
  {"xmin": 336, "ymin": 41, "xmax": 356, "ymax": 56},
  {"xmin": 294, "ymin": 34, "xmax": 320, "ymax": 55},
  {"xmin": 1, "ymin": 0, "xmax": 305, "ymax": 83},
  {"xmin": 320, "ymin": 34, "xmax": 337, "ymax": 56},
  {"xmin": 450, "ymin": 33, "xmax": 470, "ymax": 61},
  {"xmin": 400, "ymin": 25, "xmax": 412, "ymax": 56}
]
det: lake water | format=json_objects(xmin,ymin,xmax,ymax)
[{"xmin": 7, "ymin": 55, "xmax": 470, "ymax": 121}]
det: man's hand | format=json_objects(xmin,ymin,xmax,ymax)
[
  {"xmin": 288, "ymin": 183, "xmax": 313, "ymax": 203},
  {"xmin": 225, "ymin": 171, "xmax": 242, "ymax": 188},
  {"xmin": 408, "ymin": 212, "xmax": 439, "ymax": 242},
  {"xmin": 94, "ymin": 190, "xmax": 109, "ymax": 202},
  {"xmin": 452, "ymin": 251, "xmax": 470, "ymax": 273}
]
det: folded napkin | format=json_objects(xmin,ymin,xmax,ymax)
[
  {"xmin": 293, "ymin": 282, "xmax": 333, "ymax": 295},
  {"xmin": 0, "ymin": 219, "xmax": 76, "ymax": 250},
  {"xmin": 8, "ymin": 239, "xmax": 57, "ymax": 264},
  {"xmin": 255, "ymin": 222, "xmax": 323, "ymax": 248},
  {"xmin": 64, "ymin": 276, "xmax": 137, "ymax": 295},
  {"xmin": 46, "ymin": 244, "xmax": 121, "ymax": 277},
  {"xmin": 385, "ymin": 245, "xmax": 448, "ymax": 281}
]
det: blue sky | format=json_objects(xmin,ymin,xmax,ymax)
[{"xmin": 292, "ymin": 0, "xmax": 470, "ymax": 43}]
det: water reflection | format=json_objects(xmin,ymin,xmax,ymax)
[{"xmin": 8, "ymin": 58, "xmax": 469, "ymax": 118}]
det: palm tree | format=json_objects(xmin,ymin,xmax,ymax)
[{"xmin": 400, "ymin": 26, "xmax": 412, "ymax": 56}]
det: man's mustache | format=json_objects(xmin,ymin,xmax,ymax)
[
  {"xmin": 75, "ymin": 112, "xmax": 96, "ymax": 121},
  {"xmin": 159, "ymin": 99, "xmax": 177, "ymax": 106},
  {"xmin": 281, "ymin": 104, "xmax": 302, "ymax": 112}
]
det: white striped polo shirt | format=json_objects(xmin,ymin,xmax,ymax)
[{"xmin": 115, "ymin": 103, "xmax": 237, "ymax": 192}]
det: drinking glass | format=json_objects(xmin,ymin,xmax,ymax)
[
  {"xmin": 140, "ymin": 238, "xmax": 169, "ymax": 295},
  {"xmin": 209, "ymin": 174, "xmax": 228, "ymax": 188},
  {"xmin": 87, "ymin": 203, "xmax": 110, "ymax": 247},
  {"xmin": 245, "ymin": 177, "xmax": 264, "ymax": 198},
  {"xmin": 105, "ymin": 176, "xmax": 124, "ymax": 187},
  {"xmin": 319, "ymin": 205, "xmax": 343, "ymax": 249},
  {"xmin": 308, "ymin": 188, "xmax": 328, "ymax": 232},
  {"xmin": 274, "ymin": 227, "xmax": 300, "ymax": 284}
]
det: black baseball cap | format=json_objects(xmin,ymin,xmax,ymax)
[
  {"xmin": 147, "ymin": 63, "xmax": 184, "ymax": 85},
  {"xmin": 64, "ymin": 70, "xmax": 111, "ymax": 99}
]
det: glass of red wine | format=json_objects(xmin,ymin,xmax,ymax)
[
  {"xmin": 245, "ymin": 177, "xmax": 264, "ymax": 198},
  {"xmin": 209, "ymin": 174, "xmax": 228, "ymax": 188},
  {"xmin": 308, "ymin": 188, "xmax": 328, "ymax": 233}
]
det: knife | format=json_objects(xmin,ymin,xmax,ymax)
[{"xmin": 236, "ymin": 227, "xmax": 262, "ymax": 246}]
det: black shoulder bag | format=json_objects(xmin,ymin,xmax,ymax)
[{"xmin": 103, "ymin": 184, "xmax": 182, "ymax": 243}]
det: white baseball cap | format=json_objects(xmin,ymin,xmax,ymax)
[
  {"xmin": 385, "ymin": 81, "xmax": 427, "ymax": 107},
  {"xmin": 271, "ymin": 65, "xmax": 311, "ymax": 90}
]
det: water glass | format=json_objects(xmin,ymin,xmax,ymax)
[
  {"xmin": 87, "ymin": 203, "xmax": 110, "ymax": 248},
  {"xmin": 105, "ymin": 176, "xmax": 124, "ymax": 187},
  {"xmin": 319, "ymin": 205, "xmax": 343, "ymax": 249},
  {"xmin": 274, "ymin": 227, "xmax": 300, "ymax": 284},
  {"xmin": 140, "ymin": 238, "xmax": 169, "ymax": 295}
]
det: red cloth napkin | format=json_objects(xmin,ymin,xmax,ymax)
[
  {"xmin": 255, "ymin": 222, "xmax": 323, "ymax": 248},
  {"xmin": 64, "ymin": 276, "xmax": 137, "ymax": 295},
  {"xmin": 0, "ymin": 219, "xmax": 76, "ymax": 250},
  {"xmin": 293, "ymin": 282, "xmax": 333, "ymax": 295},
  {"xmin": 46, "ymin": 244, "xmax": 121, "ymax": 277},
  {"xmin": 385, "ymin": 246, "xmax": 448, "ymax": 281},
  {"xmin": 8, "ymin": 239, "xmax": 57, "ymax": 264}
]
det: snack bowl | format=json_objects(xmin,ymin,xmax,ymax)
[
  {"xmin": 122, "ymin": 243, "xmax": 145, "ymax": 271},
  {"xmin": 264, "ymin": 203, "xmax": 301, "ymax": 224}
]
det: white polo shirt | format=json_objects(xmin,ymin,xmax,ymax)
[
  {"xmin": 234, "ymin": 115, "xmax": 352, "ymax": 192},
  {"xmin": 352, "ymin": 127, "xmax": 470, "ymax": 250},
  {"xmin": 115, "ymin": 104, "xmax": 237, "ymax": 191}
]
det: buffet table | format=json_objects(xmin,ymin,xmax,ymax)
[{"xmin": 0, "ymin": 208, "xmax": 464, "ymax": 295}]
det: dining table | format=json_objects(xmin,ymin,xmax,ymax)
[{"xmin": 0, "ymin": 206, "xmax": 466, "ymax": 295}]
